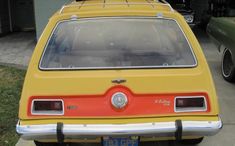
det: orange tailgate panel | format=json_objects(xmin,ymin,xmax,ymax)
[{"xmin": 28, "ymin": 85, "xmax": 211, "ymax": 117}]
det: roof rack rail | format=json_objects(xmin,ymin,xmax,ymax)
[
  {"xmin": 59, "ymin": 0, "xmax": 174, "ymax": 14},
  {"xmin": 59, "ymin": 0, "xmax": 77, "ymax": 14},
  {"xmin": 159, "ymin": 0, "xmax": 174, "ymax": 12}
]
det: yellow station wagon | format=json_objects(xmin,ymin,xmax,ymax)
[{"xmin": 16, "ymin": 0, "xmax": 222, "ymax": 145}]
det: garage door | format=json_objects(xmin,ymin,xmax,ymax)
[{"xmin": 12, "ymin": 0, "xmax": 35, "ymax": 31}]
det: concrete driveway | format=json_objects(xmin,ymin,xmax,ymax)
[
  {"xmin": 0, "ymin": 32, "xmax": 36, "ymax": 69},
  {"xmin": 15, "ymin": 27, "xmax": 235, "ymax": 146}
]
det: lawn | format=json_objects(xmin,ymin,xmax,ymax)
[{"xmin": 0, "ymin": 65, "xmax": 26, "ymax": 146}]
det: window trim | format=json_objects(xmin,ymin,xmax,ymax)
[{"xmin": 39, "ymin": 17, "xmax": 198, "ymax": 71}]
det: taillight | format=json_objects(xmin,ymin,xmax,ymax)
[
  {"xmin": 32, "ymin": 99, "xmax": 64, "ymax": 115},
  {"xmin": 174, "ymin": 96, "xmax": 207, "ymax": 112}
]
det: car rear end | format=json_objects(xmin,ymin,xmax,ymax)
[{"xmin": 17, "ymin": 0, "xmax": 222, "ymax": 145}]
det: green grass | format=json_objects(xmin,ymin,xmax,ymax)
[{"xmin": 0, "ymin": 65, "xmax": 26, "ymax": 146}]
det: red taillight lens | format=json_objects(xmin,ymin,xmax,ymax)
[
  {"xmin": 176, "ymin": 98, "xmax": 204, "ymax": 107},
  {"xmin": 34, "ymin": 101, "xmax": 62, "ymax": 111},
  {"xmin": 32, "ymin": 100, "xmax": 64, "ymax": 115},
  {"xmin": 175, "ymin": 97, "xmax": 206, "ymax": 112}
]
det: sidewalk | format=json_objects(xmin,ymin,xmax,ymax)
[{"xmin": 0, "ymin": 32, "xmax": 36, "ymax": 69}]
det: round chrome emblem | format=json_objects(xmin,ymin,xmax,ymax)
[{"xmin": 111, "ymin": 92, "xmax": 128, "ymax": 109}]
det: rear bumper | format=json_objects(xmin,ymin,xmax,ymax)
[{"xmin": 16, "ymin": 118, "xmax": 222, "ymax": 141}]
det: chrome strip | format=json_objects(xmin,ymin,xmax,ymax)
[
  {"xmin": 17, "ymin": 118, "xmax": 222, "ymax": 140},
  {"xmin": 38, "ymin": 17, "xmax": 198, "ymax": 71}
]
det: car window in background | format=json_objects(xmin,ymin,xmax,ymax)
[{"xmin": 40, "ymin": 18, "xmax": 196, "ymax": 70}]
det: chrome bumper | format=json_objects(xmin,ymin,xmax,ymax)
[{"xmin": 17, "ymin": 118, "xmax": 222, "ymax": 141}]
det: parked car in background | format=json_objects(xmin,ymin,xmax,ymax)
[
  {"xmin": 167, "ymin": 0, "xmax": 195, "ymax": 26},
  {"xmin": 16, "ymin": 0, "xmax": 222, "ymax": 146},
  {"xmin": 207, "ymin": 5, "xmax": 235, "ymax": 82}
]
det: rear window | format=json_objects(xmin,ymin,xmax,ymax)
[{"xmin": 40, "ymin": 18, "xmax": 197, "ymax": 70}]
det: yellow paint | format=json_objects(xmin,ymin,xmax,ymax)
[
  {"xmin": 20, "ymin": 116, "xmax": 219, "ymax": 125},
  {"xmin": 18, "ymin": 0, "xmax": 220, "ymax": 141}
]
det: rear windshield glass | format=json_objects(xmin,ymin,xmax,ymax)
[{"xmin": 40, "ymin": 18, "xmax": 197, "ymax": 70}]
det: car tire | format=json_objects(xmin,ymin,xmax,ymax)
[
  {"xmin": 222, "ymin": 48, "xmax": 235, "ymax": 82},
  {"xmin": 178, "ymin": 137, "xmax": 203, "ymax": 145}
]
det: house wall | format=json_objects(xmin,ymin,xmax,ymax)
[{"xmin": 34, "ymin": 0, "xmax": 70, "ymax": 39}]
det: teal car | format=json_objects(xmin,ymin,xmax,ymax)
[{"xmin": 207, "ymin": 16, "xmax": 235, "ymax": 82}]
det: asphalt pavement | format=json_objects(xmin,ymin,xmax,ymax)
[{"xmin": 13, "ymin": 27, "xmax": 235, "ymax": 146}]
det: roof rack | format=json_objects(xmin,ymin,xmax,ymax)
[
  {"xmin": 158, "ymin": 0, "xmax": 174, "ymax": 12},
  {"xmin": 59, "ymin": 0, "xmax": 174, "ymax": 14}
]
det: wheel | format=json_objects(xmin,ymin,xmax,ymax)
[
  {"xmin": 34, "ymin": 141, "xmax": 67, "ymax": 146},
  {"xmin": 178, "ymin": 137, "xmax": 203, "ymax": 145},
  {"xmin": 222, "ymin": 48, "xmax": 235, "ymax": 82}
]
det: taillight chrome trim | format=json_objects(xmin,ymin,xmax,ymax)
[
  {"xmin": 174, "ymin": 96, "xmax": 207, "ymax": 113},
  {"xmin": 31, "ymin": 99, "xmax": 64, "ymax": 115}
]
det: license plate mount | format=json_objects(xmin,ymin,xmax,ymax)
[{"xmin": 103, "ymin": 136, "xmax": 139, "ymax": 146}]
